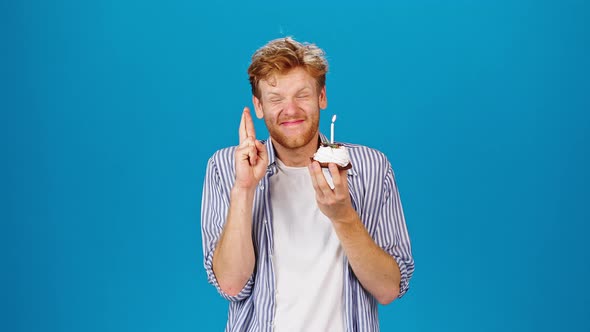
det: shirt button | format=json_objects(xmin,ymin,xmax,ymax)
[
  {"xmin": 264, "ymin": 219, "xmax": 267, "ymax": 224},
  {"xmin": 259, "ymin": 185, "xmax": 265, "ymax": 190}
]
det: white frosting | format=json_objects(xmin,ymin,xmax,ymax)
[{"xmin": 313, "ymin": 145, "xmax": 351, "ymax": 167}]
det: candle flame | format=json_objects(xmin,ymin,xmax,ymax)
[{"xmin": 331, "ymin": 114, "xmax": 337, "ymax": 123}]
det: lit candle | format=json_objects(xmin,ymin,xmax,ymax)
[{"xmin": 330, "ymin": 114, "xmax": 337, "ymax": 144}]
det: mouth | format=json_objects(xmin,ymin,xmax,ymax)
[{"xmin": 280, "ymin": 119, "xmax": 305, "ymax": 127}]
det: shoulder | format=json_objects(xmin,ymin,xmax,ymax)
[
  {"xmin": 205, "ymin": 145, "xmax": 238, "ymax": 177},
  {"xmin": 209, "ymin": 145, "xmax": 237, "ymax": 161},
  {"xmin": 341, "ymin": 142, "xmax": 391, "ymax": 171}
]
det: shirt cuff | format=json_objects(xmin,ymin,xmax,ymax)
[
  {"xmin": 392, "ymin": 253, "xmax": 412, "ymax": 298},
  {"xmin": 204, "ymin": 249, "xmax": 254, "ymax": 302}
]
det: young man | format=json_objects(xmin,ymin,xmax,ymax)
[{"xmin": 201, "ymin": 37, "xmax": 414, "ymax": 332}]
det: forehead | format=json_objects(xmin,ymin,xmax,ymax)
[{"xmin": 259, "ymin": 67, "xmax": 317, "ymax": 95}]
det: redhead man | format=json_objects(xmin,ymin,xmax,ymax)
[{"xmin": 201, "ymin": 37, "xmax": 414, "ymax": 332}]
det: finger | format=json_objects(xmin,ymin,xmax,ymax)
[
  {"xmin": 309, "ymin": 162, "xmax": 333, "ymax": 197},
  {"xmin": 328, "ymin": 163, "xmax": 348, "ymax": 196},
  {"xmin": 243, "ymin": 107, "xmax": 257, "ymax": 140},
  {"xmin": 238, "ymin": 108, "xmax": 248, "ymax": 144},
  {"xmin": 237, "ymin": 136, "xmax": 256, "ymax": 160},
  {"xmin": 308, "ymin": 162, "xmax": 321, "ymax": 195},
  {"xmin": 236, "ymin": 143, "xmax": 253, "ymax": 161},
  {"xmin": 248, "ymin": 147, "xmax": 258, "ymax": 166},
  {"xmin": 242, "ymin": 137, "xmax": 258, "ymax": 166},
  {"xmin": 255, "ymin": 140, "xmax": 268, "ymax": 164},
  {"xmin": 237, "ymin": 147, "xmax": 258, "ymax": 166}
]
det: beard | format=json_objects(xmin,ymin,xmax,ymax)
[{"xmin": 265, "ymin": 112, "xmax": 320, "ymax": 149}]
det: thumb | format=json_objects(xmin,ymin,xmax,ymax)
[{"xmin": 255, "ymin": 140, "xmax": 268, "ymax": 162}]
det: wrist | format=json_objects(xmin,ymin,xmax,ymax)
[
  {"xmin": 330, "ymin": 207, "xmax": 359, "ymax": 225},
  {"xmin": 231, "ymin": 185, "xmax": 257, "ymax": 199}
]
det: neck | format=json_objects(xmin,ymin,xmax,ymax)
[{"xmin": 272, "ymin": 134, "xmax": 320, "ymax": 167}]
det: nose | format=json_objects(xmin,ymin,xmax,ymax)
[{"xmin": 283, "ymin": 98, "xmax": 299, "ymax": 115}]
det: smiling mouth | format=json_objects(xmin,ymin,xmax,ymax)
[{"xmin": 280, "ymin": 119, "xmax": 305, "ymax": 126}]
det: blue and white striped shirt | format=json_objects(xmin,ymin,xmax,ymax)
[{"xmin": 201, "ymin": 134, "xmax": 414, "ymax": 332}]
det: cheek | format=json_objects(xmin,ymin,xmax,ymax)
[
  {"xmin": 258, "ymin": 103, "xmax": 278, "ymax": 117},
  {"xmin": 263, "ymin": 110, "xmax": 279, "ymax": 124}
]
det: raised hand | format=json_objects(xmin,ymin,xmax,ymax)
[{"xmin": 234, "ymin": 107, "xmax": 268, "ymax": 191}]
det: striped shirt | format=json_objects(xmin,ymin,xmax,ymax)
[{"xmin": 201, "ymin": 134, "xmax": 414, "ymax": 332}]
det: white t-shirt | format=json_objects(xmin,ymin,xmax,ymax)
[{"xmin": 270, "ymin": 159, "xmax": 345, "ymax": 332}]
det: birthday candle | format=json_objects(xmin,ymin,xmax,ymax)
[{"xmin": 330, "ymin": 114, "xmax": 337, "ymax": 144}]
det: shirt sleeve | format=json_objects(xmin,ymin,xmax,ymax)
[
  {"xmin": 201, "ymin": 155, "xmax": 254, "ymax": 302},
  {"xmin": 374, "ymin": 164, "xmax": 415, "ymax": 298}
]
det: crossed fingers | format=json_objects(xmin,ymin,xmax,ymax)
[
  {"xmin": 239, "ymin": 107, "xmax": 256, "ymax": 144},
  {"xmin": 238, "ymin": 107, "xmax": 261, "ymax": 166}
]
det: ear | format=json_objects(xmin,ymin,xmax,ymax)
[
  {"xmin": 319, "ymin": 86, "xmax": 328, "ymax": 110},
  {"xmin": 252, "ymin": 95, "xmax": 264, "ymax": 119}
]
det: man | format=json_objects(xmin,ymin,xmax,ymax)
[{"xmin": 201, "ymin": 37, "xmax": 414, "ymax": 332}]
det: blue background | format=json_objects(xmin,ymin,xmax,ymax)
[{"xmin": 3, "ymin": 0, "xmax": 589, "ymax": 331}]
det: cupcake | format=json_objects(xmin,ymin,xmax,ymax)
[{"xmin": 311, "ymin": 142, "xmax": 352, "ymax": 170}]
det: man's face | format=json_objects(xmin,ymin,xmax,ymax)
[{"xmin": 253, "ymin": 67, "xmax": 327, "ymax": 150}]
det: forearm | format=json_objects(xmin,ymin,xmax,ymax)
[
  {"xmin": 333, "ymin": 212, "xmax": 401, "ymax": 305},
  {"xmin": 212, "ymin": 186, "xmax": 256, "ymax": 296}
]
